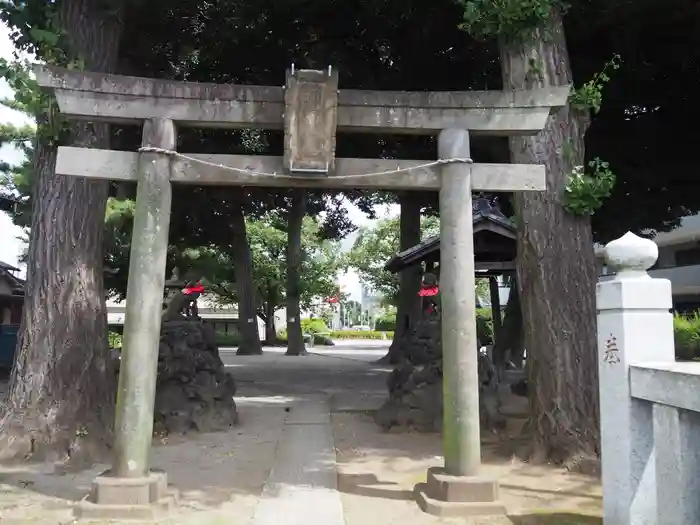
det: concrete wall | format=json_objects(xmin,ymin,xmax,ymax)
[{"xmin": 597, "ymin": 232, "xmax": 700, "ymax": 524}]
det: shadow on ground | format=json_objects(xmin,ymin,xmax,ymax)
[
  {"xmin": 0, "ymin": 400, "xmax": 288, "ymax": 521},
  {"xmin": 332, "ymin": 411, "xmax": 603, "ymax": 521},
  {"xmin": 337, "ymin": 472, "xmax": 414, "ymax": 501},
  {"xmin": 510, "ymin": 513, "xmax": 602, "ymax": 524}
]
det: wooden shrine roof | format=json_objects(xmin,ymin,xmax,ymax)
[{"xmin": 384, "ymin": 198, "xmax": 516, "ymax": 274}]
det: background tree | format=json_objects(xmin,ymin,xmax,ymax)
[
  {"xmin": 346, "ymin": 215, "xmax": 440, "ymax": 303},
  {"xmin": 0, "ymin": 0, "xmax": 126, "ymax": 461},
  {"xmin": 175, "ymin": 215, "xmax": 341, "ymax": 343},
  {"xmin": 458, "ymin": 0, "xmax": 608, "ymax": 461}
]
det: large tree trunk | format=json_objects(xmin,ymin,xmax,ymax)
[
  {"xmin": 285, "ymin": 190, "xmax": 307, "ymax": 356},
  {"xmin": 0, "ymin": 0, "xmax": 124, "ymax": 462},
  {"xmin": 499, "ymin": 9, "xmax": 600, "ymax": 462},
  {"xmin": 264, "ymin": 316, "xmax": 277, "ymax": 344},
  {"xmin": 263, "ymin": 291, "xmax": 278, "ymax": 344},
  {"xmin": 231, "ymin": 202, "xmax": 263, "ymax": 355},
  {"xmin": 380, "ymin": 192, "xmax": 423, "ymax": 365}
]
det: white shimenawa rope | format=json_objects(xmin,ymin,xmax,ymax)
[{"xmin": 138, "ymin": 146, "xmax": 473, "ymax": 180}]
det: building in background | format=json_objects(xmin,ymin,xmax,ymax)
[
  {"xmin": 0, "ymin": 260, "xmax": 23, "ymax": 369},
  {"xmin": 359, "ymin": 283, "xmax": 382, "ymax": 328},
  {"xmin": 597, "ymin": 214, "xmax": 700, "ymax": 313},
  {"xmin": 107, "ymin": 295, "xmax": 266, "ymax": 339},
  {"xmin": 0, "ymin": 260, "xmax": 23, "ymax": 325}
]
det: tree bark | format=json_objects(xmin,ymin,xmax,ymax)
[
  {"xmin": 264, "ymin": 316, "xmax": 277, "ymax": 344},
  {"xmin": 230, "ymin": 201, "xmax": 263, "ymax": 355},
  {"xmin": 286, "ymin": 190, "xmax": 308, "ymax": 356},
  {"xmin": 263, "ymin": 293, "xmax": 278, "ymax": 344},
  {"xmin": 380, "ymin": 192, "xmax": 423, "ymax": 364},
  {"xmin": 499, "ymin": 9, "xmax": 600, "ymax": 462},
  {"xmin": 0, "ymin": 0, "xmax": 124, "ymax": 462}
]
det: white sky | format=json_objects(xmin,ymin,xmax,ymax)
[
  {"xmin": 0, "ymin": 22, "xmax": 396, "ymax": 300},
  {"xmin": 338, "ymin": 202, "xmax": 397, "ymax": 300}
]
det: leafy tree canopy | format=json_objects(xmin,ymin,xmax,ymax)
[
  {"xmin": 345, "ymin": 215, "xmax": 440, "ymax": 304},
  {"xmin": 175, "ymin": 214, "xmax": 341, "ymax": 322},
  {"xmin": 1, "ymin": 0, "xmax": 699, "ymax": 247}
]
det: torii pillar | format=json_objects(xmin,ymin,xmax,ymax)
[{"xmin": 415, "ymin": 129, "xmax": 506, "ymax": 516}]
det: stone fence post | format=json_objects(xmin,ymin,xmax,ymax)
[{"xmin": 597, "ymin": 232, "xmax": 675, "ymax": 525}]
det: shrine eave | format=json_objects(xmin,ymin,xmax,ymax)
[{"xmin": 384, "ymin": 199, "xmax": 516, "ymax": 273}]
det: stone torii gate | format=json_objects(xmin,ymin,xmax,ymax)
[{"xmin": 35, "ymin": 65, "xmax": 567, "ymax": 520}]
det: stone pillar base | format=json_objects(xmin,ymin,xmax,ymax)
[
  {"xmin": 74, "ymin": 469, "xmax": 178, "ymax": 522},
  {"xmin": 414, "ymin": 467, "xmax": 507, "ymax": 518}
]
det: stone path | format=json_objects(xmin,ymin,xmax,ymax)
[
  {"xmin": 227, "ymin": 345, "xmax": 387, "ymax": 525},
  {"xmin": 250, "ymin": 398, "xmax": 343, "ymax": 525}
]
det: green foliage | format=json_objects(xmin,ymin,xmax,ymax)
[
  {"xmin": 104, "ymin": 198, "xmax": 136, "ymax": 293},
  {"xmin": 345, "ymin": 215, "xmax": 440, "ymax": 305},
  {"xmin": 0, "ymin": 57, "xmax": 67, "ymax": 231},
  {"xmin": 0, "ymin": 10, "xmax": 86, "ymax": 148},
  {"xmin": 278, "ymin": 318, "xmax": 329, "ymax": 341},
  {"xmin": 475, "ymin": 278, "xmax": 490, "ymax": 302},
  {"xmin": 476, "ymin": 308, "xmax": 495, "ymax": 346},
  {"xmin": 108, "ymin": 331, "xmax": 123, "ymax": 348},
  {"xmin": 215, "ymin": 331, "xmax": 242, "ymax": 347},
  {"xmin": 570, "ymin": 55, "xmax": 622, "ymax": 114},
  {"xmin": 375, "ymin": 312, "xmax": 397, "ymax": 332},
  {"xmin": 175, "ymin": 215, "xmax": 341, "ymax": 321},
  {"xmin": 372, "ymin": 309, "xmax": 494, "ymax": 343},
  {"xmin": 312, "ymin": 334, "xmax": 334, "ymax": 346},
  {"xmin": 563, "ymin": 158, "xmax": 616, "ymax": 216},
  {"xmin": 457, "ymin": 0, "xmax": 568, "ymax": 42},
  {"xmin": 330, "ymin": 330, "xmax": 394, "ymax": 340},
  {"xmin": 301, "ymin": 318, "xmax": 330, "ymax": 334},
  {"xmin": 0, "ymin": 121, "xmax": 33, "ymax": 223},
  {"xmin": 674, "ymin": 313, "xmax": 700, "ymax": 361}
]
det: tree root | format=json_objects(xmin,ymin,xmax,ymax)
[
  {"xmin": 236, "ymin": 343, "xmax": 263, "ymax": 356},
  {"xmin": 0, "ymin": 408, "xmax": 112, "ymax": 466},
  {"xmin": 513, "ymin": 409, "xmax": 600, "ymax": 467}
]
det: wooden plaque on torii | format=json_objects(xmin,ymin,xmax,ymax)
[{"xmin": 283, "ymin": 66, "xmax": 339, "ymax": 176}]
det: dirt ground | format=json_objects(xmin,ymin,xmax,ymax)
[
  {"xmin": 333, "ymin": 411, "xmax": 602, "ymax": 525},
  {"xmin": 0, "ymin": 347, "xmax": 603, "ymax": 524},
  {"xmin": 0, "ymin": 397, "xmax": 288, "ymax": 525}
]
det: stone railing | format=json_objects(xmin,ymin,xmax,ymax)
[{"xmin": 598, "ymin": 232, "xmax": 700, "ymax": 525}]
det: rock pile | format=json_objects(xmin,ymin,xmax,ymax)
[
  {"xmin": 375, "ymin": 319, "xmax": 502, "ymax": 432},
  {"xmin": 113, "ymin": 320, "xmax": 238, "ymax": 434}
]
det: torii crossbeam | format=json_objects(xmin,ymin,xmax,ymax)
[{"xmin": 35, "ymin": 64, "xmax": 567, "ymax": 520}]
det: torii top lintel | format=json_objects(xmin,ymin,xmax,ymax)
[{"xmin": 33, "ymin": 65, "xmax": 570, "ymax": 137}]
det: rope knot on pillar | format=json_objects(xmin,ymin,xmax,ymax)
[
  {"xmin": 138, "ymin": 146, "xmax": 177, "ymax": 156},
  {"xmin": 435, "ymin": 157, "xmax": 474, "ymax": 165}
]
